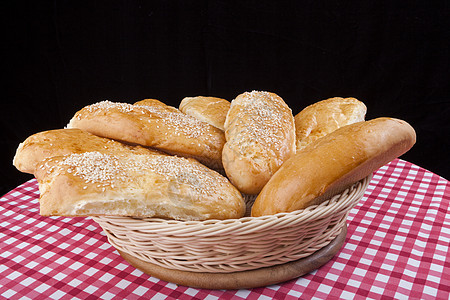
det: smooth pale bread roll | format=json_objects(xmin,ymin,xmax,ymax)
[
  {"xmin": 13, "ymin": 128, "xmax": 161, "ymax": 174},
  {"xmin": 222, "ymin": 91, "xmax": 296, "ymax": 194},
  {"xmin": 251, "ymin": 117, "xmax": 416, "ymax": 216},
  {"xmin": 134, "ymin": 98, "xmax": 179, "ymax": 112},
  {"xmin": 67, "ymin": 100, "xmax": 226, "ymax": 169},
  {"xmin": 294, "ymin": 97, "xmax": 367, "ymax": 151},
  {"xmin": 179, "ymin": 96, "xmax": 231, "ymax": 130},
  {"xmin": 35, "ymin": 151, "xmax": 245, "ymax": 220}
]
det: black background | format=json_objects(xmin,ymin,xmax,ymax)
[{"xmin": 2, "ymin": 1, "xmax": 449, "ymax": 195}]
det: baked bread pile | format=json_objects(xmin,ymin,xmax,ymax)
[{"xmin": 13, "ymin": 92, "xmax": 416, "ymax": 220}]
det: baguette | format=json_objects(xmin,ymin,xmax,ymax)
[
  {"xmin": 294, "ymin": 97, "xmax": 367, "ymax": 151},
  {"xmin": 13, "ymin": 128, "xmax": 161, "ymax": 174},
  {"xmin": 251, "ymin": 117, "xmax": 416, "ymax": 216},
  {"xmin": 222, "ymin": 91, "xmax": 296, "ymax": 194},
  {"xmin": 179, "ymin": 96, "xmax": 231, "ymax": 131},
  {"xmin": 35, "ymin": 151, "xmax": 245, "ymax": 220},
  {"xmin": 67, "ymin": 100, "xmax": 226, "ymax": 169}
]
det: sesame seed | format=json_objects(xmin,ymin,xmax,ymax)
[
  {"xmin": 229, "ymin": 91, "xmax": 292, "ymax": 156},
  {"xmin": 81, "ymin": 100, "xmax": 213, "ymax": 139},
  {"xmin": 49, "ymin": 152, "xmax": 226, "ymax": 196}
]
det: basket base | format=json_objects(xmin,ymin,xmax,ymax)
[{"xmin": 117, "ymin": 224, "xmax": 347, "ymax": 290}]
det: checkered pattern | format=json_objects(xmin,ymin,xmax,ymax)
[{"xmin": 1, "ymin": 159, "xmax": 449, "ymax": 299}]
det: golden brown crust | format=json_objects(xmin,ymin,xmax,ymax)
[
  {"xmin": 35, "ymin": 152, "xmax": 245, "ymax": 220},
  {"xmin": 294, "ymin": 97, "xmax": 367, "ymax": 151},
  {"xmin": 67, "ymin": 100, "xmax": 226, "ymax": 169},
  {"xmin": 134, "ymin": 99, "xmax": 179, "ymax": 112},
  {"xmin": 13, "ymin": 128, "xmax": 161, "ymax": 174},
  {"xmin": 222, "ymin": 91, "xmax": 296, "ymax": 194},
  {"xmin": 251, "ymin": 117, "xmax": 416, "ymax": 216},
  {"xmin": 179, "ymin": 96, "xmax": 231, "ymax": 131}
]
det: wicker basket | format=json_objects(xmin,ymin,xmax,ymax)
[{"xmin": 92, "ymin": 175, "xmax": 371, "ymax": 273}]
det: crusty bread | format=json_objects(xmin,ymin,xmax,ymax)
[
  {"xmin": 67, "ymin": 100, "xmax": 226, "ymax": 169},
  {"xmin": 134, "ymin": 98, "xmax": 179, "ymax": 112},
  {"xmin": 35, "ymin": 151, "xmax": 245, "ymax": 220},
  {"xmin": 222, "ymin": 91, "xmax": 296, "ymax": 194},
  {"xmin": 179, "ymin": 96, "xmax": 231, "ymax": 130},
  {"xmin": 13, "ymin": 128, "xmax": 161, "ymax": 174},
  {"xmin": 251, "ymin": 117, "xmax": 416, "ymax": 216},
  {"xmin": 294, "ymin": 97, "xmax": 367, "ymax": 151}
]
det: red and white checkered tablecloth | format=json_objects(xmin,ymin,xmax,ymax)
[{"xmin": 1, "ymin": 159, "xmax": 449, "ymax": 299}]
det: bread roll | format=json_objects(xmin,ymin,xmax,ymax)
[
  {"xmin": 35, "ymin": 151, "xmax": 245, "ymax": 220},
  {"xmin": 251, "ymin": 118, "xmax": 416, "ymax": 216},
  {"xmin": 294, "ymin": 97, "xmax": 367, "ymax": 151},
  {"xmin": 134, "ymin": 98, "xmax": 178, "ymax": 112},
  {"xmin": 222, "ymin": 91, "xmax": 296, "ymax": 194},
  {"xmin": 179, "ymin": 96, "xmax": 231, "ymax": 130},
  {"xmin": 67, "ymin": 100, "xmax": 226, "ymax": 169},
  {"xmin": 13, "ymin": 128, "xmax": 161, "ymax": 174}
]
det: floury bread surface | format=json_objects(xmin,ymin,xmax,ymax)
[
  {"xmin": 179, "ymin": 96, "xmax": 231, "ymax": 131},
  {"xmin": 13, "ymin": 128, "xmax": 161, "ymax": 174},
  {"xmin": 294, "ymin": 97, "xmax": 367, "ymax": 151},
  {"xmin": 222, "ymin": 91, "xmax": 296, "ymax": 194},
  {"xmin": 67, "ymin": 100, "xmax": 225, "ymax": 169},
  {"xmin": 251, "ymin": 118, "xmax": 416, "ymax": 216},
  {"xmin": 35, "ymin": 152, "xmax": 245, "ymax": 220}
]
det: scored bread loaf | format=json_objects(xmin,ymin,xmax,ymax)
[
  {"xmin": 222, "ymin": 91, "xmax": 296, "ymax": 194},
  {"xmin": 251, "ymin": 117, "xmax": 416, "ymax": 216},
  {"xmin": 179, "ymin": 96, "xmax": 231, "ymax": 131},
  {"xmin": 13, "ymin": 128, "xmax": 161, "ymax": 174},
  {"xmin": 294, "ymin": 97, "xmax": 367, "ymax": 151},
  {"xmin": 67, "ymin": 100, "xmax": 226, "ymax": 169},
  {"xmin": 35, "ymin": 151, "xmax": 245, "ymax": 220}
]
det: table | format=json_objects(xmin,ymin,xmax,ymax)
[{"xmin": 1, "ymin": 159, "xmax": 449, "ymax": 299}]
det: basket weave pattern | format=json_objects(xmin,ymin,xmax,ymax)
[{"xmin": 92, "ymin": 175, "xmax": 371, "ymax": 273}]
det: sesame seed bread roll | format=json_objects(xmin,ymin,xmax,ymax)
[
  {"xmin": 251, "ymin": 118, "xmax": 416, "ymax": 216},
  {"xmin": 13, "ymin": 128, "xmax": 161, "ymax": 174},
  {"xmin": 35, "ymin": 152, "xmax": 245, "ymax": 220},
  {"xmin": 222, "ymin": 91, "xmax": 296, "ymax": 194},
  {"xmin": 294, "ymin": 97, "xmax": 367, "ymax": 151},
  {"xmin": 67, "ymin": 100, "xmax": 226, "ymax": 170},
  {"xmin": 179, "ymin": 96, "xmax": 231, "ymax": 130}
]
